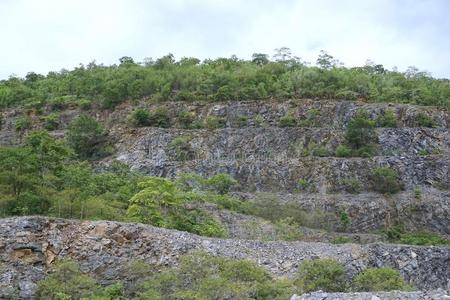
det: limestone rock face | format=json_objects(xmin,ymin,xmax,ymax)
[{"xmin": 1, "ymin": 217, "xmax": 450, "ymax": 298}]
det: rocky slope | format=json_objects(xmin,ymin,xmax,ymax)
[
  {"xmin": 1, "ymin": 99, "xmax": 450, "ymax": 298},
  {"xmin": 1, "ymin": 217, "xmax": 450, "ymax": 299}
]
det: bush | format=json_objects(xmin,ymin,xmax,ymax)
[
  {"xmin": 132, "ymin": 108, "xmax": 151, "ymax": 127},
  {"xmin": 376, "ymin": 110, "xmax": 397, "ymax": 127},
  {"xmin": 335, "ymin": 145, "xmax": 352, "ymax": 157},
  {"xmin": 15, "ymin": 115, "xmax": 32, "ymax": 131},
  {"xmin": 37, "ymin": 260, "xmax": 100, "ymax": 299},
  {"xmin": 170, "ymin": 208, "xmax": 228, "ymax": 238},
  {"xmin": 415, "ymin": 112, "xmax": 436, "ymax": 128},
  {"xmin": 399, "ymin": 231, "xmax": 450, "ymax": 246},
  {"xmin": 204, "ymin": 116, "xmax": 226, "ymax": 129},
  {"xmin": 168, "ymin": 136, "xmax": 195, "ymax": 161},
  {"xmin": 341, "ymin": 178, "xmax": 362, "ymax": 194},
  {"xmin": 332, "ymin": 236, "xmax": 352, "ymax": 244},
  {"xmin": 235, "ymin": 115, "xmax": 248, "ymax": 127},
  {"xmin": 148, "ymin": 107, "xmax": 171, "ymax": 128},
  {"xmin": 204, "ymin": 173, "xmax": 238, "ymax": 194},
  {"xmin": 177, "ymin": 110, "xmax": 195, "ymax": 128},
  {"xmin": 67, "ymin": 114, "xmax": 106, "ymax": 159},
  {"xmin": 137, "ymin": 251, "xmax": 295, "ymax": 300},
  {"xmin": 353, "ymin": 267, "xmax": 412, "ymax": 292},
  {"xmin": 41, "ymin": 113, "xmax": 59, "ymax": 131},
  {"xmin": 345, "ymin": 110, "xmax": 377, "ymax": 155},
  {"xmin": 278, "ymin": 114, "xmax": 297, "ymax": 127},
  {"xmin": 296, "ymin": 259, "xmax": 347, "ymax": 292},
  {"xmin": 371, "ymin": 167, "xmax": 402, "ymax": 194},
  {"xmin": 311, "ymin": 145, "xmax": 329, "ymax": 157}
]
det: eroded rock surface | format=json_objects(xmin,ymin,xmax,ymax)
[{"xmin": 1, "ymin": 217, "xmax": 449, "ymax": 299}]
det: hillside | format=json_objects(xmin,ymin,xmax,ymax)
[{"xmin": 0, "ymin": 57, "xmax": 450, "ymax": 299}]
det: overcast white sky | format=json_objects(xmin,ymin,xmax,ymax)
[{"xmin": 1, "ymin": 0, "xmax": 449, "ymax": 79}]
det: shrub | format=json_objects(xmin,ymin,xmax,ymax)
[
  {"xmin": 177, "ymin": 110, "xmax": 195, "ymax": 128},
  {"xmin": 170, "ymin": 208, "xmax": 228, "ymax": 238},
  {"xmin": 132, "ymin": 108, "xmax": 151, "ymax": 127},
  {"xmin": 137, "ymin": 251, "xmax": 295, "ymax": 300},
  {"xmin": 168, "ymin": 136, "xmax": 195, "ymax": 161},
  {"xmin": 339, "ymin": 210, "xmax": 351, "ymax": 231},
  {"xmin": 204, "ymin": 116, "xmax": 226, "ymax": 129},
  {"xmin": 204, "ymin": 173, "xmax": 238, "ymax": 194},
  {"xmin": 376, "ymin": 110, "xmax": 397, "ymax": 127},
  {"xmin": 254, "ymin": 114, "xmax": 265, "ymax": 127},
  {"xmin": 41, "ymin": 113, "xmax": 59, "ymax": 131},
  {"xmin": 15, "ymin": 115, "xmax": 32, "ymax": 131},
  {"xmin": 335, "ymin": 145, "xmax": 352, "ymax": 157},
  {"xmin": 341, "ymin": 178, "xmax": 362, "ymax": 194},
  {"xmin": 371, "ymin": 167, "xmax": 402, "ymax": 194},
  {"xmin": 148, "ymin": 107, "xmax": 171, "ymax": 128},
  {"xmin": 311, "ymin": 145, "xmax": 329, "ymax": 157},
  {"xmin": 415, "ymin": 112, "xmax": 436, "ymax": 128},
  {"xmin": 278, "ymin": 114, "xmax": 297, "ymax": 127},
  {"xmin": 296, "ymin": 259, "xmax": 347, "ymax": 292},
  {"xmin": 78, "ymin": 99, "xmax": 92, "ymax": 110},
  {"xmin": 298, "ymin": 179, "xmax": 310, "ymax": 190},
  {"xmin": 345, "ymin": 110, "xmax": 377, "ymax": 156},
  {"xmin": 235, "ymin": 115, "xmax": 248, "ymax": 127},
  {"xmin": 332, "ymin": 236, "xmax": 352, "ymax": 244},
  {"xmin": 67, "ymin": 114, "xmax": 106, "ymax": 159},
  {"xmin": 399, "ymin": 231, "xmax": 450, "ymax": 246},
  {"xmin": 353, "ymin": 267, "xmax": 412, "ymax": 292},
  {"xmin": 37, "ymin": 260, "xmax": 100, "ymax": 299}
]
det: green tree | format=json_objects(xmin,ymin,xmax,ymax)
[
  {"xmin": 126, "ymin": 177, "xmax": 183, "ymax": 226},
  {"xmin": 37, "ymin": 260, "xmax": 100, "ymax": 299},
  {"xmin": 353, "ymin": 267, "xmax": 412, "ymax": 292},
  {"xmin": 67, "ymin": 114, "xmax": 106, "ymax": 159},
  {"xmin": 345, "ymin": 110, "xmax": 377, "ymax": 156},
  {"xmin": 296, "ymin": 259, "xmax": 347, "ymax": 292}
]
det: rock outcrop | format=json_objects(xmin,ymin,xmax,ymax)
[{"xmin": 1, "ymin": 217, "xmax": 450, "ymax": 298}]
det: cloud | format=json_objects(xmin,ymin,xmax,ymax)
[{"xmin": 0, "ymin": 0, "xmax": 449, "ymax": 78}]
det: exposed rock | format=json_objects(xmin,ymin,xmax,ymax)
[
  {"xmin": 1, "ymin": 216, "xmax": 449, "ymax": 299},
  {"xmin": 291, "ymin": 289, "xmax": 450, "ymax": 299}
]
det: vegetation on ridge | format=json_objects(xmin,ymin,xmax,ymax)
[{"xmin": 1, "ymin": 49, "xmax": 449, "ymax": 109}]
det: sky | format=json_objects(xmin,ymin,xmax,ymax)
[{"xmin": 1, "ymin": 0, "xmax": 449, "ymax": 79}]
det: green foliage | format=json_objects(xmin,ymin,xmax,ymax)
[
  {"xmin": 376, "ymin": 110, "xmax": 397, "ymax": 127},
  {"xmin": 278, "ymin": 114, "xmax": 297, "ymax": 127},
  {"xmin": 415, "ymin": 112, "xmax": 437, "ymax": 128},
  {"xmin": 341, "ymin": 178, "xmax": 362, "ymax": 194},
  {"xmin": 204, "ymin": 116, "xmax": 226, "ymax": 129},
  {"xmin": 204, "ymin": 173, "xmax": 238, "ymax": 194},
  {"xmin": 126, "ymin": 177, "xmax": 183, "ymax": 226},
  {"xmin": 37, "ymin": 260, "xmax": 100, "ymax": 299},
  {"xmin": 137, "ymin": 251, "xmax": 295, "ymax": 299},
  {"xmin": 335, "ymin": 145, "xmax": 352, "ymax": 157},
  {"xmin": 176, "ymin": 110, "xmax": 195, "ymax": 128},
  {"xmin": 311, "ymin": 145, "xmax": 329, "ymax": 157},
  {"xmin": 132, "ymin": 108, "xmax": 151, "ymax": 127},
  {"xmin": 126, "ymin": 176, "xmax": 227, "ymax": 237},
  {"xmin": 3, "ymin": 51, "xmax": 449, "ymax": 110},
  {"xmin": 248, "ymin": 193, "xmax": 336, "ymax": 231},
  {"xmin": 168, "ymin": 136, "xmax": 194, "ymax": 161},
  {"xmin": 331, "ymin": 236, "xmax": 352, "ymax": 244},
  {"xmin": 234, "ymin": 115, "xmax": 248, "ymax": 127},
  {"xmin": 41, "ymin": 113, "xmax": 60, "ymax": 131},
  {"xmin": 15, "ymin": 115, "xmax": 32, "ymax": 131},
  {"xmin": 345, "ymin": 110, "xmax": 377, "ymax": 155},
  {"xmin": 147, "ymin": 107, "xmax": 170, "ymax": 128},
  {"xmin": 296, "ymin": 259, "xmax": 347, "ymax": 292},
  {"xmin": 339, "ymin": 210, "xmax": 351, "ymax": 232},
  {"xmin": 67, "ymin": 114, "xmax": 107, "ymax": 159},
  {"xmin": 297, "ymin": 179, "xmax": 310, "ymax": 190},
  {"xmin": 371, "ymin": 167, "xmax": 402, "ymax": 194},
  {"xmin": 353, "ymin": 268, "xmax": 412, "ymax": 292}
]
